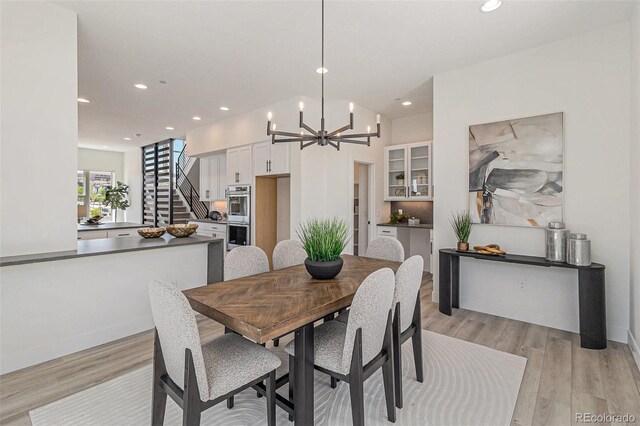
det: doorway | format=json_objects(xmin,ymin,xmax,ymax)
[
  {"xmin": 353, "ymin": 162, "xmax": 372, "ymax": 256},
  {"xmin": 255, "ymin": 174, "xmax": 291, "ymax": 267}
]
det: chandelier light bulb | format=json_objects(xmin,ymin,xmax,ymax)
[
  {"xmin": 272, "ymin": 123, "xmax": 277, "ymax": 131},
  {"xmin": 367, "ymin": 125, "xmax": 371, "ymax": 133},
  {"xmin": 299, "ymin": 102, "xmax": 304, "ymax": 111},
  {"xmin": 267, "ymin": 111, "xmax": 273, "ymax": 120},
  {"xmin": 349, "ymin": 102, "xmax": 354, "ymax": 113},
  {"xmin": 376, "ymin": 114, "xmax": 380, "ymax": 124}
]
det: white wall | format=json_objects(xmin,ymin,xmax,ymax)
[
  {"xmin": 0, "ymin": 245, "xmax": 209, "ymax": 373},
  {"xmin": 433, "ymin": 23, "xmax": 630, "ymax": 343},
  {"xmin": 78, "ymin": 148, "xmax": 124, "ymax": 180},
  {"xmin": 391, "ymin": 112, "xmax": 433, "ymax": 145},
  {"xmin": 187, "ymin": 97, "xmax": 392, "ymax": 244},
  {"xmin": 0, "ymin": 2, "xmax": 78, "ymax": 256},
  {"xmin": 122, "ymin": 149, "xmax": 142, "ymax": 223},
  {"xmin": 629, "ymin": 3, "xmax": 640, "ymax": 365}
]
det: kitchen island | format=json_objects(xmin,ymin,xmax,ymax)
[{"xmin": 0, "ymin": 235, "xmax": 224, "ymax": 374}]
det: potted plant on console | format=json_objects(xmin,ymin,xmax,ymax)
[
  {"xmin": 297, "ymin": 218, "xmax": 350, "ymax": 280},
  {"xmin": 103, "ymin": 181, "xmax": 130, "ymax": 223},
  {"xmin": 450, "ymin": 211, "xmax": 473, "ymax": 251}
]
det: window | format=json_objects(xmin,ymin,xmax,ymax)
[{"xmin": 77, "ymin": 170, "xmax": 116, "ymax": 222}]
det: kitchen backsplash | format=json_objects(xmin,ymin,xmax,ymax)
[{"xmin": 390, "ymin": 201, "xmax": 433, "ymax": 224}]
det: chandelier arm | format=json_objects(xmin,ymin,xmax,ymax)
[
  {"xmin": 330, "ymin": 138, "xmax": 369, "ymax": 145},
  {"xmin": 273, "ymin": 137, "xmax": 307, "ymax": 143},
  {"xmin": 301, "ymin": 140, "xmax": 318, "ymax": 150},
  {"xmin": 327, "ymin": 123, "xmax": 352, "ymax": 137},
  {"xmin": 327, "ymin": 140, "xmax": 340, "ymax": 150},
  {"xmin": 335, "ymin": 131, "xmax": 378, "ymax": 139},
  {"xmin": 301, "ymin": 123, "xmax": 320, "ymax": 136},
  {"xmin": 271, "ymin": 130, "xmax": 310, "ymax": 138}
]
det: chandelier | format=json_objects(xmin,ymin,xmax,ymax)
[{"xmin": 266, "ymin": 0, "xmax": 381, "ymax": 150}]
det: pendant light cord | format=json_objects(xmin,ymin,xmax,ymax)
[{"xmin": 321, "ymin": 0, "xmax": 324, "ymax": 121}]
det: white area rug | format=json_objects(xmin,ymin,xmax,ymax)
[{"xmin": 30, "ymin": 331, "xmax": 526, "ymax": 426}]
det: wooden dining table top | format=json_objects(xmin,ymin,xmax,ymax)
[{"xmin": 183, "ymin": 254, "xmax": 401, "ymax": 344}]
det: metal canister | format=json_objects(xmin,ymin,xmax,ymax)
[
  {"xmin": 545, "ymin": 222, "xmax": 569, "ymax": 262},
  {"xmin": 567, "ymin": 233, "xmax": 591, "ymax": 266}
]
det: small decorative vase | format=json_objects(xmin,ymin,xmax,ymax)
[
  {"xmin": 457, "ymin": 241, "xmax": 469, "ymax": 251},
  {"xmin": 567, "ymin": 233, "xmax": 591, "ymax": 266},
  {"xmin": 397, "ymin": 179, "xmax": 404, "ymax": 186},
  {"xmin": 304, "ymin": 257, "xmax": 344, "ymax": 280},
  {"xmin": 545, "ymin": 222, "xmax": 569, "ymax": 262}
]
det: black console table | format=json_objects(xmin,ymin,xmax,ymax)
[{"xmin": 438, "ymin": 249, "xmax": 606, "ymax": 350}]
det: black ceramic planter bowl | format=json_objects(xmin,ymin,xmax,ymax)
[{"xmin": 304, "ymin": 257, "xmax": 344, "ymax": 280}]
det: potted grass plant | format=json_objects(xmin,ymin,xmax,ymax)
[
  {"xmin": 297, "ymin": 217, "xmax": 350, "ymax": 280},
  {"xmin": 450, "ymin": 211, "xmax": 473, "ymax": 251}
]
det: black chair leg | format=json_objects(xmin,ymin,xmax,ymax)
[
  {"xmin": 266, "ymin": 370, "xmax": 276, "ymax": 426},
  {"xmin": 273, "ymin": 338, "xmax": 280, "ymax": 347},
  {"xmin": 330, "ymin": 377, "xmax": 338, "ymax": 389},
  {"xmin": 152, "ymin": 331, "xmax": 167, "ymax": 426},
  {"xmin": 227, "ymin": 396, "xmax": 234, "ymax": 409},
  {"xmin": 382, "ymin": 356, "xmax": 396, "ymax": 423},
  {"xmin": 288, "ymin": 355, "xmax": 294, "ymax": 422},
  {"xmin": 393, "ymin": 307, "xmax": 403, "ymax": 409},
  {"xmin": 349, "ymin": 380, "xmax": 365, "ymax": 426},
  {"xmin": 182, "ymin": 350, "xmax": 202, "ymax": 426},
  {"xmin": 412, "ymin": 331, "xmax": 424, "ymax": 383}
]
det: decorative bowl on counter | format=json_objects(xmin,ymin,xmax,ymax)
[
  {"xmin": 166, "ymin": 223, "xmax": 198, "ymax": 238},
  {"xmin": 138, "ymin": 227, "xmax": 166, "ymax": 239}
]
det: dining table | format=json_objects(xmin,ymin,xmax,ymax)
[{"xmin": 183, "ymin": 254, "xmax": 402, "ymax": 425}]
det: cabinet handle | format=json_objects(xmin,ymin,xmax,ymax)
[
  {"xmin": 235, "ymin": 172, "xmax": 239, "ymax": 183},
  {"xmin": 268, "ymin": 160, "xmax": 272, "ymax": 172},
  {"xmin": 205, "ymin": 190, "xmax": 210, "ymax": 198},
  {"xmin": 266, "ymin": 161, "xmax": 269, "ymax": 173}
]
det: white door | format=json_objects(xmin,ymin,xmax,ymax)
[
  {"xmin": 269, "ymin": 142, "xmax": 290, "ymax": 175},
  {"xmin": 253, "ymin": 142, "xmax": 270, "ymax": 177}
]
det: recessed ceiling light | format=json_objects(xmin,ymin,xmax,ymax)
[
  {"xmin": 123, "ymin": 137, "xmax": 131, "ymax": 141},
  {"xmin": 77, "ymin": 98, "xmax": 90, "ymax": 103},
  {"xmin": 402, "ymin": 101, "xmax": 412, "ymax": 106},
  {"xmin": 481, "ymin": 0, "xmax": 502, "ymax": 12},
  {"xmin": 316, "ymin": 67, "xmax": 328, "ymax": 74},
  {"xmin": 219, "ymin": 107, "xmax": 230, "ymax": 111},
  {"xmin": 192, "ymin": 116, "xmax": 202, "ymax": 120},
  {"xmin": 165, "ymin": 126, "xmax": 174, "ymax": 130},
  {"xmin": 134, "ymin": 83, "xmax": 148, "ymax": 89}
]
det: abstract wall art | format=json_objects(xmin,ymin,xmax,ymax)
[{"xmin": 468, "ymin": 112, "xmax": 564, "ymax": 227}]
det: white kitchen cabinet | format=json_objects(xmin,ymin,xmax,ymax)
[
  {"xmin": 375, "ymin": 225, "xmax": 431, "ymax": 271},
  {"xmin": 227, "ymin": 145, "xmax": 252, "ymax": 185},
  {"xmin": 384, "ymin": 141, "xmax": 432, "ymax": 201},
  {"xmin": 200, "ymin": 153, "xmax": 226, "ymax": 201},
  {"xmin": 190, "ymin": 221, "xmax": 227, "ymax": 251},
  {"xmin": 77, "ymin": 230, "xmax": 108, "ymax": 240},
  {"xmin": 253, "ymin": 141, "xmax": 290, "ymax": 177}
]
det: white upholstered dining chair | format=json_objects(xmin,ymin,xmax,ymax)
[
  {"xmin": 224, "ymin": 246, "xmax": 269, "ymax": 281},
  {"xmin": 272, "ymin": 239, "xmax": 307, "ymax": 270},
  {"xmin": 285, "ymin": 268, "xmax": 397, "ymax": 426},
  {"xmin": 334, "ymin": 255, "xmax": 425, "ymax": 408},
  {"xmin": 365, "ymin": 236, "xmax": 405, "ymax": 262},
  {"xmin": 148, "ymin": 280, "xmax": 281, "ymax": 426}
]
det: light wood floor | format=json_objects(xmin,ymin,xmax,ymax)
[{"xmin": 1, "ymin": 275, "xmax": 639, "ymax": 426}]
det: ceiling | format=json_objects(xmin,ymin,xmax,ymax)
[{"xmin": 59, "ymin": 0, "xmax": 635, "ymax": 151}]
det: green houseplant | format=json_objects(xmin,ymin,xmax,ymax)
[
  {"xmin": 395, "ymin": 172, "xmax": 405, "ymax": 185},
  {"xmin": 450, "ymin": 211, "xmax": 473, "ymax": 251},
  {"xmin": 297, "ymin": 218, "xmax": 350, "ymax": 279},
  {"xmin": 103, "ymin": 181, "xmax": 130, "ymax": 223}
]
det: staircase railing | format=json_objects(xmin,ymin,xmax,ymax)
[{"xmin": 176, "ymin": 145, "xmax": 209, "ymax": 220}]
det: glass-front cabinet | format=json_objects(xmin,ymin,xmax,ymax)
[{"xmin": 384, "ymin": 141, "xmax": 432, "ymax": 201}]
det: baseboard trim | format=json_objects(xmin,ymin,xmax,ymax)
[
  {"xmin": 0, "ymin": 315, "xmax": 154, "ymax": 375},
  {"xmin": 629, "ymin": 330, "xmax": 640, "ymax": 371}
]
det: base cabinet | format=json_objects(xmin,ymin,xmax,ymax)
[
  {"xmin": 190, "ymin": 221, "xmax": 227, "ymax": 252},
  {"xmin": 375, "ymin": 226, "xmax": 431, "ymax": 272}
]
